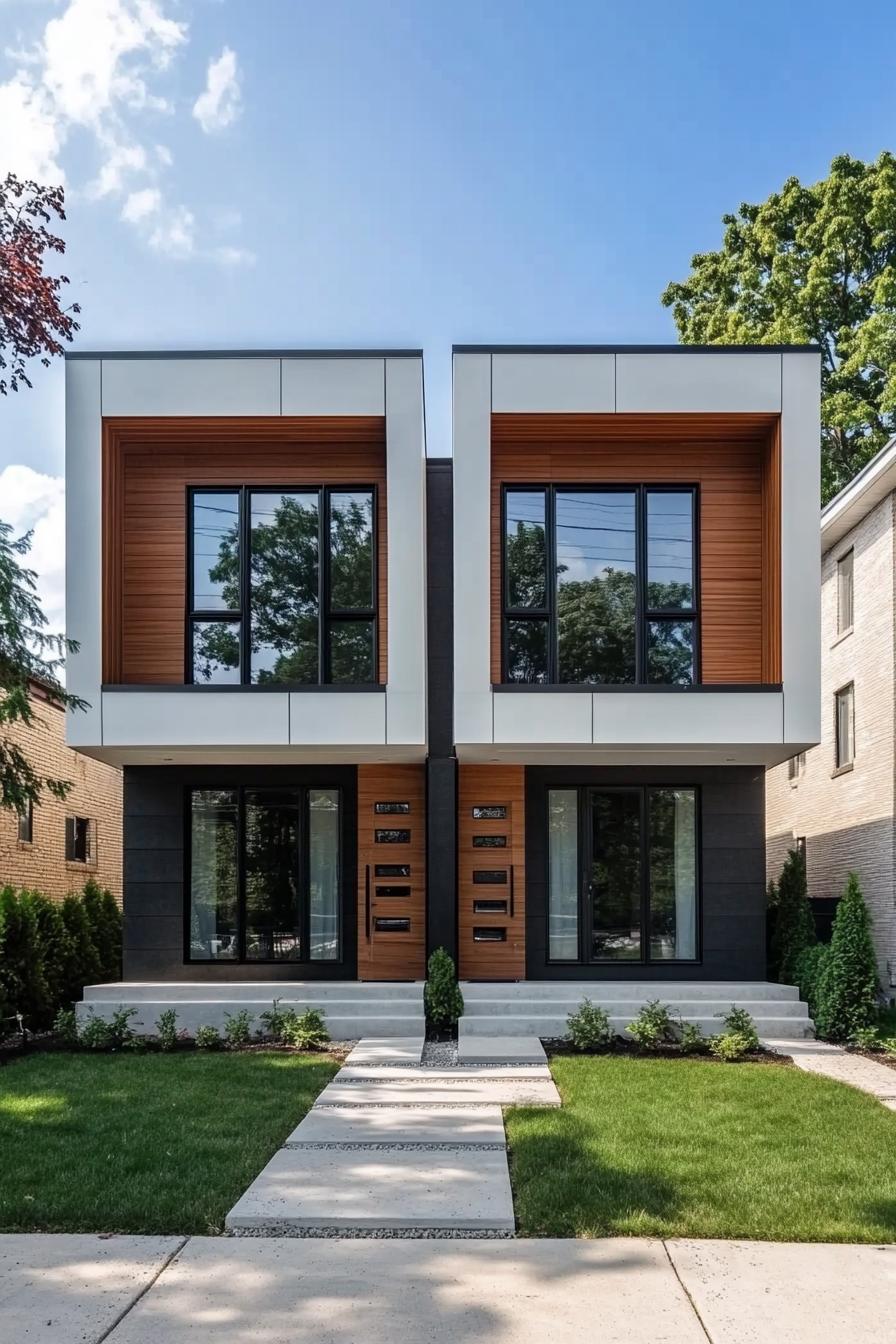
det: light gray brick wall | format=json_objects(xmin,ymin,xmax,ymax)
[{"xmin": 766, "ymin": 492, "xmax": 896, "ymax": 989}]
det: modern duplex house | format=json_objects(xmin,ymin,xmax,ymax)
[
  {"xmin": 67, "ymin": 344, "xmax": 821, "ymax": 1039},
  {"xmin": 768, "ymin": 436, "xmax": 896, "ymax": 996}
]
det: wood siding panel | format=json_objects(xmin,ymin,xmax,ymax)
[
  {"xmin": 490, "ymin": 413, "xmax": 780, "ymax": 685},
  {"xmin": 357, "ymin": 764, "xmax": 426, "ymax": 981},
  {"xmin": 102, "ymin": 418, "xmax": 387, "ymax": 684},
  {"xmin": 458, "ymin": 764, "xmax": 525, "ymax": 979}
]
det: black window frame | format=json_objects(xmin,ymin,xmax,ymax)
[
  {"xmin": 545, "ymin": 782, "xmax": 702, "ymax": 966},
  {"xmin": 65, "ymin": 815, "xmax": 93, "ymax": 864},
  {"xmin": 186, "ymin": 484, "xmax": 379, "ymax": 686},
  {"xmin": 501, "ymin": 483, "xmax": 700, "ymax": 685},
  {"xmin": 185, "ymin": 783, "xmax": 344, "ymax": 965}
]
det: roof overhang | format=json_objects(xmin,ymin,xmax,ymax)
[{"xmin": 821, "ymin": 435, "xmax": 896, "ymax": 553}]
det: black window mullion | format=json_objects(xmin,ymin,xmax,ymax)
[
  {"xmin": 548, "ymin": 486, "xmax": 558, "ymax": 684},
  {"xmin": 641, "ymin": 788, "xmax": 651, "ymax": 964},
  {"xmin": 237, "ymin": 786, "xmax": 246, "ymax": 962},
  {"xmin": 240, "ymin": 488, "xmax": 250, "ymax": 685},
  {"xmin": 301, "ymin": 788, "xmax": 310, "ymax": 963},
  {"xmin": 320, "ymin": 488, "xmax": 328, "ymax": 684}
]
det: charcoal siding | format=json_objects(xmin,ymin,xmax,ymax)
[
  {"xmin": 525, "ymin": 765, "xmax": 766, "ymax": 981},
  {"xmin": 122, "ymin": 765, "xmax": 358, "ymax": 981}
]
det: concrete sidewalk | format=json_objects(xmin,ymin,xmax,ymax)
[{"xmin": 3, "ymin": 1234, "xmax": 894, "ymax": 1344}]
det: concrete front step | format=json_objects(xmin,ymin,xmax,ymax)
[
  {"xmin": 83, "ymin": 981, "xmax": 423, "ymax": 1003},
  {"xmin": 460, "ymin": 981, "xmax": 801, "ymax": 1002},
  {"xmin": 459, "ymin": 1014, "xmax": 814, "ymax": 1040},
  {"xmin": 75, "ymin": 1000, "xmax": 425, "ymax": 1040},
  {"xmin": 457, "ymin": 1036, "xmax": 547, "ymax": 1065},
  {"xmin": 462, "ymin": 999, "xmax": 811, "ymax": 1020},
  {"xmin": 224, "ymin": 1144, "xmax": 515, "ymax": 1235}
]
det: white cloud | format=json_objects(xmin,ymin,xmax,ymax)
[
  {"xmin": 0, "ymin": 466, "xmax": 66, "ymax": 634},
  {"xmin": 121, "ymin": 185, "xmax": 161, "ymax": 222},
  {"xmin": 0, "ymin": 2, "xmax": 247, "ymax": 266},
  {"xmin": 212, "ymin": 244, "xmax": 255, "ymax": 267},
  {"xmin": 193, "ymin": 46, "xmax": 241, "ymax": 133}
]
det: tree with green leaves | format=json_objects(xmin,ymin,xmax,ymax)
[
  {"xmin": 816, "ymin": 872, "xmax": 879, "ymax": 1041},
  {"xmin": 1, "ymin": 173, "xmax": 83, "ymax": 812},
  {"xmin": 662, "ymin": 152, "xmax": 896, "ymax": 502},
  {"xmin": 768, "ymin": 847, "xmax": 814, "ymax": 984}
]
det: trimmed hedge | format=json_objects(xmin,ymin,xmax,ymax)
[{"xmin": 0, "ymin": 881, "xmax": 120, "ymax": 1032}]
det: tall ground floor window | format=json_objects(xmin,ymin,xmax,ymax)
[
  {"xmin": 189, "ymin": 786, "xmax": 340, "ymax": 962},
  {"xmin": 547, "ymin": 785, "xmax": 698, "ymax": 964}
]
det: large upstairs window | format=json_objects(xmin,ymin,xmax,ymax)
[
  {"xmin": 188, "ymin": 486, "xmax": 377, "ymax": 685},
  {"xmin": 502, "ymin": 485, "xmax": 698, "ymax": 685}
]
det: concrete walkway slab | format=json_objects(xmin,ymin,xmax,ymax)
[
  {"xmin": 667, "ymin": 1239, "xmax": 896, "ymax": 1343},
  {"xmin": 335, "ymin": 1064, "xmax": 550, "ymax": 1081},
  {"xmin": 763, "ymin": 1037, "xmax": 896, "ymax": 1108},
  {"xmin": 315, "ymin": 1078, "xmax": 561, "ymax": 1106},
  {"xmin": 0, "ymin": 1234, "xmax": 183, "ymax": 1344},
  {"xmin": 345, "ymin": 1038, "xmax": 424, "ymax": 1065},
  {"xmin": 104, "ymin": 1236, "xmax": 706, "ymax": 1344},
  {"xmin": 224, "ymin": 1147, "xmax": 515, "ymax": 1234},
  {"xmin": 285, "ymin": 1105, "xmax": 507, "ymax": 1147},
  {"xmin": 457, "ymin": 1036, "xmax": 547, "ymax": 1064}
]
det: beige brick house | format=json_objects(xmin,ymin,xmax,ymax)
[
  {"xmin": 0, "ymin": 682, "xmax": 122, "ymax": 901},
  {"xmin": 767, "ymin": 436, "xmax": 896, "ymax": 993}
]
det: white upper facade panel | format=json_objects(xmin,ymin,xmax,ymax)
[
  {"xmin": 65, "ymin": 351, "xmax": 427, "ymax": 762},
  {"xmin": 453, "ymin": 345, "xmax": 821, "ymax": 765}
]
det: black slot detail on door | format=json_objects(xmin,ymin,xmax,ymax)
[
  {"xmin": 473, "ymin": 870, "xmax": 507, "ymax": 885},
  {"xmin": 376, "ymin": 886, "xmax": 411, "ymax": 897},
  {"xmin": 473, "ymin": 899, "xmax": 507, "ymax": 914},
  {"xmin": 374, "ymin": 802, "xmax": 410, "ymax": 814},
  {"xmin": 473, "ymin": 927, "xmax": 506, "ymax": 942},
  {"xmin": 472, "ymin": 806, "xmax": 506, "ymax": 820},
  {"xmin": 375, "ymin": 829, "xmax": 411, "ymax": 844},
  {"xmin": 375, "ymin": 864, "xmax": 410, "ymax": 878},
  {"xmin": 374, "ymin": 916, "xmax": 411, "ymax": 933},
  {"xmin": 473, "ymin": 835, "xmax": 507, "ymax": 848}
]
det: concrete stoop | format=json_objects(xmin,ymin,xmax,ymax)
[
  {"xmin": 223, "ymin": 1040, "xmax": 558, "ymax": 1238},
  {"xmin": 458, "ymin": 981, "xmax": 815, "ymax": 1041}
]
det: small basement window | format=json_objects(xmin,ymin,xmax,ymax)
[{"xmin": 66, "ymin": 816, "xmax": 94, "ymax": 864}]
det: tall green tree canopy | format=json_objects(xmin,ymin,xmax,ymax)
[{"xmin": 662, "ymin": 152, "xmax": 896, "ymax": 503}]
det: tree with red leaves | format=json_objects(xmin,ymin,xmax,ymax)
[{"xmin": 0, "ymin": 173, "xmax": 80, "ymax": 395}]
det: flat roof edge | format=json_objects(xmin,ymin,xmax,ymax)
[
  {"xmin": 452, "ymin": 343, "xmax": 821, "ymax": 355},
  {"xmin": 66, "ymin": 348, "xmax": 424, "ymax": 360}
]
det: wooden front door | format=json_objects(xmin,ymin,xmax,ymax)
[
  {"xmin": 356, "ymin": 764, "xmax": 426, "ymax": 980},
  {"xmin": 458, "ymin": 764, "xmax": 526, "ymax": 979}
]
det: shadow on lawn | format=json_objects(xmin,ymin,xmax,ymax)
[{"xmin": 508, "ymin": 1123, "xmax": 682, "ymax": 1238}]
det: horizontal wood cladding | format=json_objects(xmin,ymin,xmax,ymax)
[
  {"xmin": 357, "ymin": 764, "xmax": 426, "ymax": 981},
  {"xmin": 458, "ymin": 764, "xmax": 525, "ymax": 979},
  {"xmin": 102, "ymin": 417, "xmax": 387, "ymax": 685},
  {"xmin": 490, "ymin": 413, "xmax": 781, "ymax": 685}
]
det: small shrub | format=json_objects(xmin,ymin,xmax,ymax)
[
  {"xmin": 52, "ymin": 1007, "xmax": 79, "ymax": 1046},
  {"xmin": 282, "ymin": 1008, "xmax": 330, "ymax": 1051},
  {"xmin": 849, "ymin": 1026, "xmax": 880, "ymax": 1050},
  {"xmin": 155, "ymin": 1008, "xmax": 180, "ymax": 1052},
  {"xmin": 195, "ymin": 1024, "xmax": 222, "ymax": 1051},
  {"xmin": 424, "ymin": 948, "xmax": 464, "ymax": 1031},
  {"xmin": 106, "ymin": 1006, "xmax": 138, "ymax": 1048},
  {"xmin": 566, "ymin": 999, "xmax": 613, "ymax": 1051},
  {"xmin": 710, "ymin": 1031, "xmax": 753, "ymax": 1062},
  {"xmin": 223, "ymin": 1008, "xmax": 255, "ymax": 1048},
  {"xmin": 815, "ymin": 873, "xmax": 879, "ymax": 1041},
  {"xmin": 794, "ymin": 943, "xmax": 829, "ymax": 1020},
  {"xmin": 719, "ymin": 1005, "xmax": 759, "ymax": 1051},
  {"xmin": 259, "ymin": 999, "xmax": 288, "ymax": 1042},
  {"xmin": 678, "ymin": 1021, "xmax": 708, "ymax": 1054},
  {"xmin": 769, "ymin": 847, "xmax": 814, "ymax": 984},
  {"xmin": 78, "ymin": 1012, "xmax": 114, "ymax": 1050},
  {"xmin": 627, "ymin": 999, "xmax": 677, "ymax": 1049},
  {"xmin": 60, "ymin": 893, "xmax": 101, "ymax": 1001}
]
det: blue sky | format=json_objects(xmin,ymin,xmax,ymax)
[{"xmin": 1, "ymin": 0, "xmax": 895, "ymax": 626}]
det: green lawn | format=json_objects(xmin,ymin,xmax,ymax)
[
  {"xmin": 505, "ymin": 1054, "xmax": 896, "ymax": 1243},
  {"xmin": 0, "ymin": 1051, "xmax": 338, "ymax": 1234}
]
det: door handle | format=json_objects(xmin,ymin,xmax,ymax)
[
  {"xmin": 365, "ymin": 865, "xmax": 371, "ymax": 941},
  {"xmin": 509, "ymin": 864, "xmax": 515, "ymax": 919}
]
